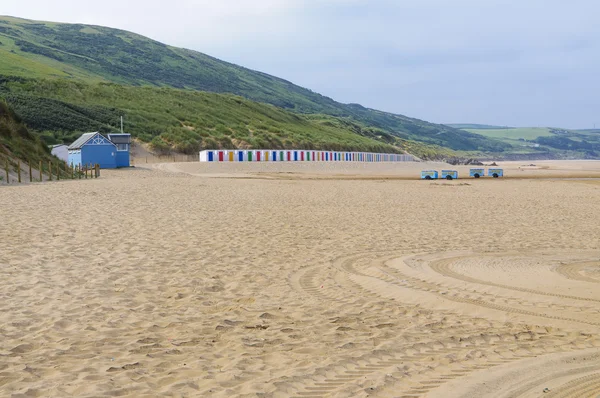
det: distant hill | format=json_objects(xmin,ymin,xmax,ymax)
[
  {"xmin": 463, "ymin": 127, "xmax": 554, "ymax": 141},
  {"xmin": 446, "ymin": 124, "xmax": 512, "ymax": 130},
  {"xmin": 462, "ymin": 126, "xmax": 600, "ymax": 159},
  {"xmin": 0, "ymin": 16, "xmax": 508, "ymax": 154}
]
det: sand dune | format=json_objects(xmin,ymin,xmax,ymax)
[{"xmin": 1, "ymin": 160, "xmax": 599, "ymax": 397}]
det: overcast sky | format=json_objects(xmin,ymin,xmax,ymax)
[{"xmin": 2, "ymin": 0, "xmax": 599, "ymax": 128}]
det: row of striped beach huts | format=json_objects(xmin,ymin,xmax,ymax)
[{"xmin": 199, "ymin": 150, "xmax": 414, "ymax": 162}]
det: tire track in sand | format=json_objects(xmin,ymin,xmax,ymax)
[
  {"xmin": 371, "ymin": 257, "xmax": 600, "ymax": 327},
  {"xmin": 424, "ymin": 350, "xmax": 600, "ymax": 398},
  {"xmin": 553, "ymin": 261, "xmax": 600, "ymax": 284},
  {"xmin": 429, "ymin": 256, "xmax": 600, "ymax": 303},
  {"xmin": 545, "ymin": 372, "xmax": 600, "ymax": 398},
  {"xmin": 286, "ymin": 251, "xmax": 600, "ymax": 397}
]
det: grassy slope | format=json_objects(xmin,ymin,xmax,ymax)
[
  {"xmin": 0, "ymin": 100, "xmax": 67, "ymax": 180},
  {"xmin": 0, "ymin": 15, "xmax": 507, "ymax": 153},
  {"xmin": 0, "ymin": 77, "xmax": 413, "ymax": 155}
]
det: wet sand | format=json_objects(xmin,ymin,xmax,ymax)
[{"xmin": 1, "ymin": 160, "xmax": 599, "ymax": 397}]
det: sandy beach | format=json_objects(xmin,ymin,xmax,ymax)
[{"xmin": 1, "ymin": 160, "xmax": 599, "ymax": 397}]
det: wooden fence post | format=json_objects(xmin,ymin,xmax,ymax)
[
  {"xmin": 48, "ymin": 161, "xmax": 52, "ymax": 181},
  {"xmin": 29, "ymin": 162, "xmax": 33, "ymax": 183},
  {"xmin": 39, "ymin": 160, "xmax": 43, "ymax": 182},
  {"xmin": 5, "ymin": 158, "xmax": 9, "ymax": 184},
  {"xmin": 56, "ymin": 163, "xmax": 60, "ymax": 181},
  {"xmin": 17, "ymin": 160, "xmax": 21, "ymax": 183}
]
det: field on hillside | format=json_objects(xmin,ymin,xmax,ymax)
[
  {"xmin": 446, "ymin": 123, "xmax": 511, "ymax": 130},
  {"xmin": 464, "ymin": 127, "xmax": 554, "ymax": 141},
  {"xmin": 1, "ymin": 161, "xmax": 600, "ymax": 397},
  {"xmin": 576, "ymin": 129, "xmax": 600, "ymax": 135}
]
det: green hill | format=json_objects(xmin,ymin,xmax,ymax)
[
  {"xmin": 0, "ymin": 76, "xmax": 410, "ymax": 154},
  {"xmin": 0, "ymin": 15, "xmax": 508, "ymax": 154}
]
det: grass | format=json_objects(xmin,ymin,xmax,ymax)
[
  {"xmin": 465, "ymin": 127, "xmax": 555, "ymax": 141},
  {"xmin": 0, "ymin": 77, "xmax": 410, "ymax": 155},
  {"xmin": 0, "ymin": 47, "xmax": 69, "ymax": 79},
  {"xmin": 575, "ymin": 129, "xmax": 600, "ymax": 135},
  {"xmin": 446, "ymin": 124, "xmax": 512, "ymax": 130},
  {"xmin": 0, "ymin": 99, "xmax": 69, "ymax": 178}
]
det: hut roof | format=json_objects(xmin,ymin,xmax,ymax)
[{"xmin": 68, "ymin": 132, "xmax": 98, "ymax": 150}]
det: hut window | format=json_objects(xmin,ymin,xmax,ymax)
[{"xmin": 116, "ymin": 144, "xmax": 129, "ymax": 151}]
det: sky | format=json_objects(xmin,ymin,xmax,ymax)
[{"xmin": 2, "ymin": 0, "xmax": 599, "ymax": 128}]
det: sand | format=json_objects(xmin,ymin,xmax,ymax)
[{"xmin": 1, "ymin": 160, "xmax": 599, "ymax": 397}]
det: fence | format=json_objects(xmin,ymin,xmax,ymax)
[
  {"xmin": 1, "ymin": 158, "xmax": 100, "ymax": 185},
  {"xmin": 199, "ymin": 150, "xmax": 415, "ymax": 163},
  {"xmin": 132, "ymin": 154, "xmax": 198, "ymax": 165}
]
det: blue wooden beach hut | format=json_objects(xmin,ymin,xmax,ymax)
[{"xmin": 68, "ymin": 132, "xmax": 131, "ymax": 169}]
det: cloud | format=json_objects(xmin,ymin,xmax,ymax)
[{"xmin": 1, "ymin": 0, "xmax": 599, "ymax": 127}]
